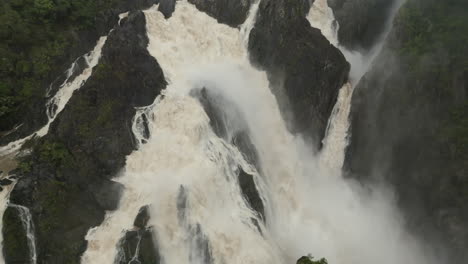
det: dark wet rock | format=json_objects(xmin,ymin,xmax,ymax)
[
  {"xmin": 134, "ymin": 205, "xmax": 151, "ymax": 229},
  {"xmin": 248, "ymin": 0, "xmax": 349, "ymax": 149},
  {"xmin": 238, "ymin": 168, "xmax": 264, "ymax": 221},
  {"xmin": 5, "ymin": 11, "xmax": 166, "ymax": 263},
  {"xmin": 177, "ymin": 185, "xmax": 188, "ymax": 222},
  {"xmin": 191, "ymin": 88, "xmax": 227, "ymax": 139},
  {"xmin": 188, "ymin": 0, "xmax": 253, "ymax": 27},
  {"xmin": 158, "ymin": 0, "xmax": 176, "ymax": 18},
  {"xmin": 89, "ymin": 180, "xmax": 124, "ymax": 211},
  {"xmin": 115, "ymin": 228, "xmax": 161, "ymax": 264},
  {"xmin": 328, "ymin": 0, "xmax": 397, "ymax": 50},
  {"xmin": 188, "ymin": 224, "xmax": 213, "ymax": 264},
  {"xmin": 2, "ymin": 206, "xmax": 30, "ymax": 264},
  {"xmin": 141, "ymin": 114, "xmax": 151, "ymax": 141},
  {"xmin": 0, "ymin": 178, "xmax": 13, "ymax": 186},
  {"xmin": 232, "ymin": 131, "xmax": 260, "ymax": 172}
]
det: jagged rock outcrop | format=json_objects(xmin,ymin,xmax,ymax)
[
  {"xmin": 3, "ymin": 11, "xmax": 166, "ymax": 263},
  {"xmin": 248, "ymin": 0, "xmax": 349, "ymax": 148},
  {"xmin": 345, "ymin": 0, "xmax": 468, "ymax": 262},
  {"xmin": 115, "ymin": 206, "xmax": 160, "ymax": 264},
  {"xmin": 115, "ymin": 228, "xmax": 160, "ymax": 264},
  {"xmin": 158, "ymin": 0, "xmax": 176, "ymax": 18},
  {"xmin": 188, "ymin": 0, "xmax": 253, "ymax": 27},
  {"xmin": 328, "ymin": 0, "xmax": 397, "ymax": 50},
  {"xmin": 238, "ymin": 168, "xmax": 264, "ymax": 220},
  {"xmin": 191, "ymin": 88, "xmax": 265, "ymax": 220}
]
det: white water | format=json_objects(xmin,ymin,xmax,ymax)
[
  {"xmin": 0, "ymin": 184, "xmax": 14, "ymax": 264},
  {"xmin": 9, "ymin": 204, "xmax": 37, "ymax": 264},
  {"xmin": 307, "ymin": 0, "xmax": 405, "ymax": 84},
  {"xmin": 0, "ymin": 36, "xmax": 107, "ymax": 156},
  {"xmin": 82, "ymin": 1, "xmax": 436, "ymax": 264}
]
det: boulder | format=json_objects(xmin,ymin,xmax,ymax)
[
  {"xmin": 238, "ymin": 168, "xmax": 264, "ymax": 220},
  {"xmin": 134, "ymin": 205, "xmax": 151, "ymax": 229}
]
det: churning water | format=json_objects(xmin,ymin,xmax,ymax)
[{"xmin": 82, "ymin": 1, "xmax": 435, "ymax": 264}]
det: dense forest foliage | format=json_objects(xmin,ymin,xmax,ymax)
[
  {"xmin": 397, "ymin": 0, "xmax": 468, "ymax": 170},
  {"xmin": 0, "ymin": 0, "xmax": 120, "ymax": 131}
]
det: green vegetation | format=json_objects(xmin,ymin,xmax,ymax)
[
  {"xmin": 397, "ymin": 0, "xmax": 468, "ymax": 158},
  {"xmin": 395, "ymin": 0, "xmax": 468, "ymax": 210},
  {"xmin": 0, "ymin": 0, "xmax": 122, "ymax": 131},
  {"xmin": 2, "ymin": 207, "xmax": 29, "ymax": 263},
  {"xmin": 297, "ymin": 256, "xmax": 328, "ymax": 264},
  {"xmin": 397, "ymin": 0, "xmax": 468, "ymax": 71}
]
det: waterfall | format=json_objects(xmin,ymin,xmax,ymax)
[
  {"xmin": 80, "ymin": 1, "xmax": 437, "ymax": 264},
  {"xmin": 8, "ymin": 204, "xmax": 37, "ymax": 264}
]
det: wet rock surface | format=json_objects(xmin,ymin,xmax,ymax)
[
  {"xmin": 115, "ymin": 228, "xmax": 161, "ymax": 264},
  {"xmin": 238, "ymin": 168, "xmax": 264, "ymax": 221},
  {"xmin": 328, "ymin": 0, "xmax": 397, "ymax": 50},
  {"xmin": 248, "ymin": 0, "xmax": 349, "ymax": 149},
  {"xmin": 4, "ymin": 10, "xmax": 166, "ymax": 264},
  {"xmin": 188, "ymin": 0, "xmax": 253, "ymax": 27}
]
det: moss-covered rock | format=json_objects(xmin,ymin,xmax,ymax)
[
  {"xmin": 4, "ymin": 10, "xmax": 166, "ymax": 263},
  {"xmin": 0, "ymin": 0, "xmax": 159, "ymax": 145},
  {"xmin": 2, "ymin": 206, "xmax": 30, "ymax": 264}
]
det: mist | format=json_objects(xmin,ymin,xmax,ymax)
[{"xmin": 81, "ymin": 1, "xmax": 444, "ymax": 264}]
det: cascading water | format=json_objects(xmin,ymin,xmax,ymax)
[
  {"xmin": 0, "ymin": 36, "xmax": 107, "ymax": 156},
  {"xmin": 81, "ymin": 1, "xmax": 437, "ymax": 264},
  {"xmin": 8, "ymin": 204, "xmax": 37, "ymax": 264}
]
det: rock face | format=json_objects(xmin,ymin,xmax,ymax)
[
  {"xmin": 2, "ymin": 206, "xmax": 30, "ymax": 264},
  {"xmin": 3, "ymin": 11, "xmax": 166, "ymax": 263},
  {"xmin": 248, "ymin": 0, "xmax": 349, "ymax": 148},
  {"xmin": 328, "ymin": 0, "xmax": 397, "ymax": 50},
  {"xmin": 345, "ymin": 0, "xmax": 468, "ymax": 262},
  {"xmin": 115, "ymin": 228, "xmax": 161, "ymax": 264},
  {"xmin": 115, "ymin": 205, "xmax": 160, "ymax": 264},
  {"xmin": 188, "ymin": 0, "xmax": 253, "ymax": 27},
  {"xmin": 0, "ymin": 0, "xmax": 160, "ymax": 146}
]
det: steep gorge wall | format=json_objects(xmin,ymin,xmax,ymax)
[
  {"xmin": 248, "ymin": 0, "xmax": 349, "ymax": 148},
  {"xmin": 0, "ymin": 0, "xmax": 160, "ymax": 145},
  {"xmin": 346, "ymin": 0, "xmax": 468, "ymax": 261}
]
